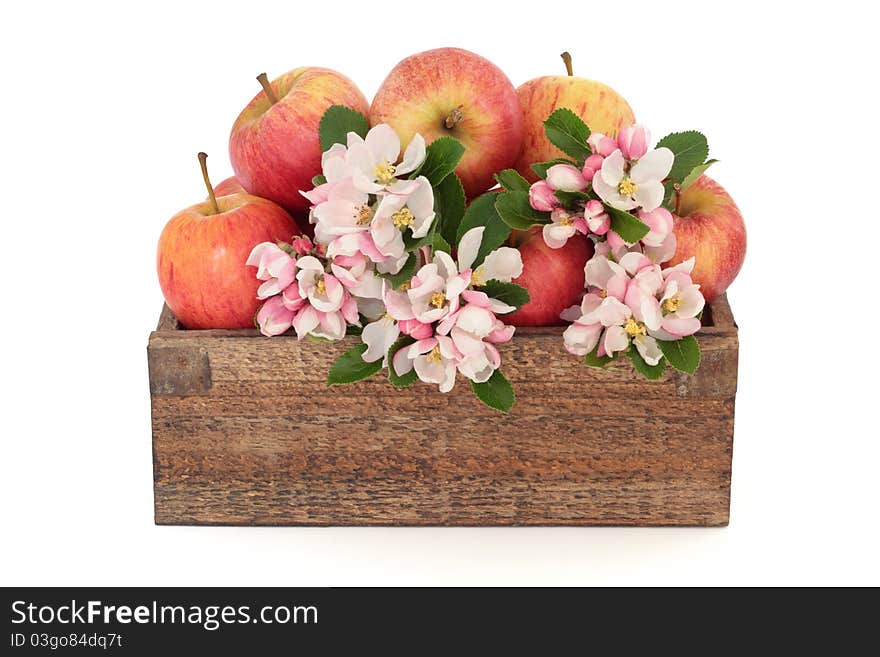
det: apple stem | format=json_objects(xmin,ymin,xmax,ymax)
[
  {"xmin": 256, "ymin": 73, "xmax": 278, "ymax": 105},
  {"xmin": 673, "ymin": 183, "xmax": 683, "ymax": 215},
  {"xmin": 444, "ymin": 105, "xmax": 464, "ymax": 130},
  {"xmin": 198, "ymin": 152, "xmax": 220, "ymax": 215},
  {"xmin": 561, "ymin": 52, "xmax": 573, "ymax": 76}
]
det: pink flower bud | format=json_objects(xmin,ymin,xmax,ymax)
[
  {"xmin": 587, "ymin": 133, "xmax": 619, "ymax": 157},
  {"xmin": 256, "ymin": 296, "xmax": 295, "ymax": 337},
  {"xmin": 546, "ymin": 164, "xmax": 587, "ymax": 192},
  {"xmin": 399, "ymin": 319, "xmax": 434, "ymax": 340},
  {"xmin": 617, "ymin": 124, "xmax": 651, "ymax": 160},
  {"xmin": 291, "ymin": 236, "xmax": 314, "ymax": 256},
  {"xmin": 637, "ymin": 207, "xmax": 674, "ymax": 247},
  {"xmin": 582, "ymin": 154, "xmax": 605, "ymax": 181},
  {"xmin": 584, "ymin": 199, "xmax": 610, "ymax": 235},
  {"xmin": 528, "ymin": 180, "xmax": 557, "ymax": 212}
]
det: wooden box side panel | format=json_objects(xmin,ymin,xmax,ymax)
[{"xmin": 148, "ymin": 297, "xmax": 737, "ymax": 526}]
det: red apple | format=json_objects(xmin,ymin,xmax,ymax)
[
  {"xmin": 158, "ymin": 153, "xmax": 300, "ymax": 329},
  {"xmin": 370, "ymin": 48, "xmax": 523, "ymax": 198},
  {"xmin": 506, "ymin": 227, "xmax": 594, "ymax": 326},
  {"xmin": 515, "ymin": 53, "xmax": 635, "ymax": 182},
  {"xmin": 668, "ymin": 175, "xmax": 746, "ymax": 303},
  {"xmin": 213, "ymin": 176, "xmax": 244, "ymax": 196},
  {"xmin": 229, "ymin": 68, "xmax": 369, "ymax": 218}
]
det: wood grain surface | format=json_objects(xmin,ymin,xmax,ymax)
[{"xmin": 148, "ymin": 296, "xmax": 738, "ymax": 526}]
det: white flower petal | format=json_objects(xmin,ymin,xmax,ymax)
[
  {"xmin": 600, "ymin": 150, "xmax": 626, "ymax": 186},
  {"xmin": 635, "ymin": 335, "xmax": 663, "ymax": 366},
  {"xmin": 364, "ymin": 124, "xmax": 400, "ymax": 167},
  {"xmin": 395, "ymin": 133, "xmax": 426, "ymax": 176},
  {"xmin": 482, "ymin": 247, "xmax": 523, "ymax": 282},
  {"xmin": 635, "ymin": 180, "xmax": 665, "ymax": 212},
  {"xmin": 630, "ymin": 147, "xmax": 674, "ymax": 184},
  {"xmin": 457, "ymin": 227, "xmax": 484, "ymax": 272},
  {"xmin": 362, "ymin": 318, "xmax": 400, "ymax": 363}
]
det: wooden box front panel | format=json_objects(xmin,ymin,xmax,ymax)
[{"xmin": 148, "ymin": 297, "xmax": 738, "ymax": 526}]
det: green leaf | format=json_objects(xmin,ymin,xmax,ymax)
[
  {"xmin": 555, "ymin": 189, "xmax": 589, "ymax": 207},
  {"xmin": 319, "ymin": 105, "xmax": 369, "ymax": 152},
  {"xmin": 387, "ymin": 336, "xmax": 418, "ymax": 388},
  {"xmin": 531, "ymin": 158, "xmax": 574, "ymax": 178},
  {"xmin": 606, "ymin": 205, "xmax": 650, "ymax": 243},
  {"xmin": 471, "ymin": 369, "xmax": 515, "ymax": 413},
  {"xmin": 432, "ymin": 231, "xmax": 451, "ymax": 254},
  {"xmin": 327, "ymin": 344, "xmax": 382, "ymax": 386},
  {"xmin": 414, "ymin": 137, "xmax": 465, "ymax": 186},
  {"xmin": 655, "ymin": 131, "xmax": 709, "ymax": 183},
  {"xmin": 657, "ymin": 336, "xmax": 701, "ymax": 375},
  {"xmin": 584, "ymin": 347, "xmax": 614, "ymax": 368},
  {"xmin": 434, "ymin": 172, "xmax": 467, "ymax": 246},
  {"xmin": 456, "ymin": 193, "xmax": 511, "ymax": 267},
  {"xmin": 661, "ymin": 180, "xmax": 677, "ymax": 211},
  {"xmin": 628, "ymin": 347, "xmax": 666, "ymax": 380},
  {"xmin": 495, "ymin": 190, "xmax": 550, "ymax": 230},
  {"xmin": 403, "ymin": 227, "xmax": 434, "ymax": 252},
  {"xmin": 479, "ymin": 280, "xmax": 530, "ymax": 310},
  {"xmin": 384, "ymin": 252, "xmax": 418, "ymax": 289},
  {"xmin": 543, "ymin": 108, "xmax": 591, "ymax": 162},
  {"xmin": 494, "ymin": 169, "xmax": 531, "ymax": 192},
  {"xmin": 680, "ymin": 159, "xmax": 718, "ymax": 193},
  {"xmin": 311, "ymin": 174, "xmax": 327, "ymax": 186}
]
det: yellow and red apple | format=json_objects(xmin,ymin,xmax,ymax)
[
  {"xmin": 515, "ymin": 54, "xmax": 635, "ymax": 181},
  {"xmin": 668, "ymin": 175, "xmax": 747, "ymax": 303},
  {"xmin": 506, "ymin": 227, "xmax": 594, "ymax": 326},
  {"xmin": 229, "ymin": 67, "xmax": 369, "ymax": 221},
  {"xmin": 158, "ymin": 154, "xmax": 300, "ymax": 329},
  {"xmin": 212, "ymin": 176, "xmax": 244, "ymax": 197},
  {"xmin": 370, "ymin": 48, "xmax": 523, "ymax": 198}
]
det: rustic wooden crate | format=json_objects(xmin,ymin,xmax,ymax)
[{"xmin": 148, "ymin": 295, "xmax": 738, "ymax": 526}]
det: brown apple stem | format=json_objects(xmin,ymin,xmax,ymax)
[
  {"xmin": 673, "ymin": 183, "xmax": 683, "ymax": 215},
  {"xmin": 198, "ymin": 152, "xmax": 220, "ymax": 214},
  {"xmin": 256, "ymin": 73, "xmax": 278, "ymax": 105},
  {"xmin": 444, "ymin": 105, "xmax": 464, "ymax": 129},
  {"xmin": 561, "ymin": 51, "xmax": 573, "ymax": 76}
]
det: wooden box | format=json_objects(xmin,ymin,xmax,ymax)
[{"xmin": 148, "ymin": 295, "xmax": 738, "ymax": 526}]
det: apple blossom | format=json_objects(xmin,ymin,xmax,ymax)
[
  {"xmin": 346, "ymin": 124, "xmax": 426, "ymax": 194},
  {"xmin": 393, "ymin": 336, "xmax": 460, "ymax": 393},
  {"xmin": 246, "ymin": 242, "xmax": 297, "ymax": 300},
  {"xmin": 592, "ymin": 147, "xmax": 673, "ymax": 212},
  {"xmin": 587, "ymin": 132, "xmax": 618, "ymax": 157},
  {"xmin": 581, "ymin": 153, "xmax": 605, "ymax": 182},
  {"xmin": 529, "ymin": 180, "xmax": 557, "ymax": 212},
  {"xmin": 542, "ymin": 208, "xmax": 588, "ymax": 249},
  {"xmin": 256, "ymin": 296, "xmax": 296, "ymax": 337},
  {"xmin": 458, "ymin": 226, "xmax": 523, "ymax": 287},
  {"xmin": 584, "ymin": 200, "xmax": 610, "ymax": 235},
  {"xmin": 545, "ymin": 163, "xmax": 587, "ymax": 192},
  {"xmin": 617, "ymin": 124, "xmax": 651, "ymax": 160}
]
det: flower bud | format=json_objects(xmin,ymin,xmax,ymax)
[
  {"xmin": 528, "ymin": 180, "xmax": 557, "ymax": 212},
  {"xmin": 617, "ymin": 124, "xmax": 651, "ymax": 160}
]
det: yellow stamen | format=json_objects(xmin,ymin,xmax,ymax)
[
  {"xmin": 426, "ymin": 345, "xmax": 442, "ymax": 364},
  {"xmin": 470, "ymin": 269, "xmax": 486, "ymax": 287},
  {"xmin": 624, "ymin": 317, "xmax": 646, "ymax": 337},
  {"xmin": 375, "ymin": 161, "xmax": 396, "ymax": 185},
  {"xmin": 598, "ymin": 289, "xmax": 608, "ymax": 298},
  {"xmin": 558, "ymin": 212, "xmax": 574, "ymax": 226},
  {"xmin": 354, "ymin": 204, "xmax": 374, "ymax": 226},
  {"xmin": 392, "ymin": 207, "xmax": 415, "ymax": 230},
  {"xmin": 430, "ymin": 292, "xmax": 446, "ymax": 309},
  {"xmin": 662, "ymin": 292, "xmax": 683, "ymax": 314},
  {"xmin": 315, "ymin": 277, "xmax": 326, "ymax": 296},
  {"xmin": 399, "ymin": 282, "xmax": 411, "ymax": 291},
  {"xmin": 618, "ymin": 176, "xmax": 638, "ymax": 198}
]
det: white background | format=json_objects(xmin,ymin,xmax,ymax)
[{"xmin": 1, "ymin": 0, "xmax": 878, "ymax": 586}]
